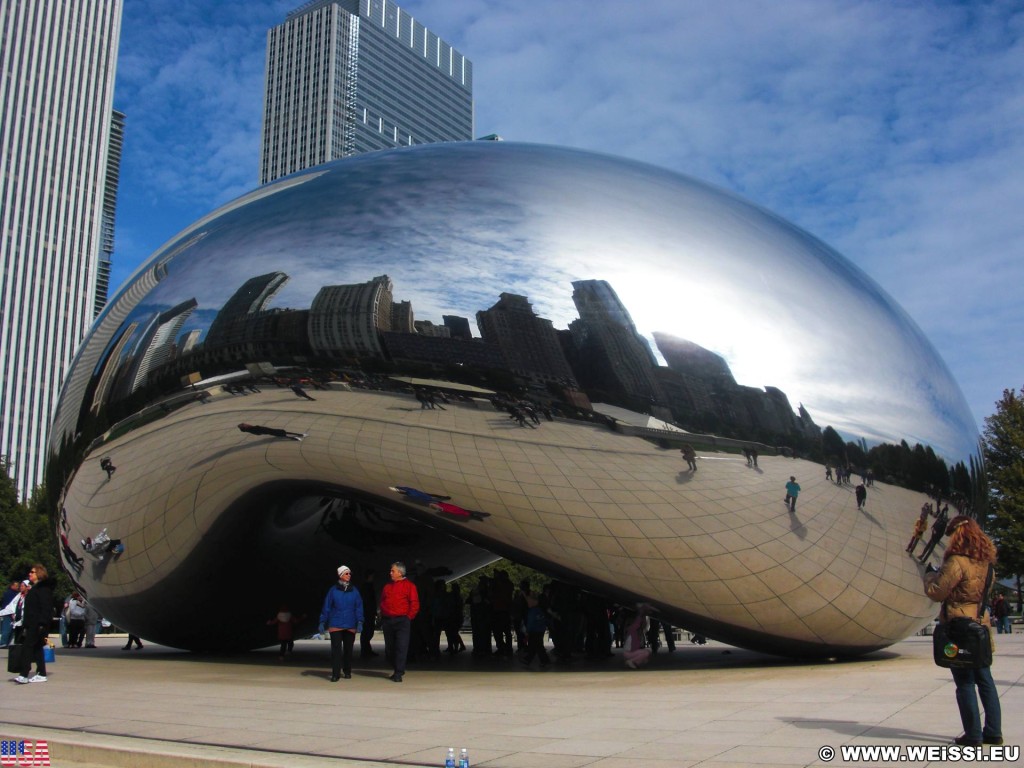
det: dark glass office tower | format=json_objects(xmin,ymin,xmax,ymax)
[{"xmin": 260, "ymin": 0, "xmax": 474, "ymax": 185}]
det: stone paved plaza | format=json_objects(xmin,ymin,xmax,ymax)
[{"xmin": 2, "ymin": 632, "xmax": 1021, "ymax": 767}]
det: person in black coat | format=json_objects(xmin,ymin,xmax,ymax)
[
  {"xmin": 15, "ymin": 563, "xmax": 55, "ymax": 683},
  {"xmin": 359, "ymin": 570, "xmax": 379, "ymax": 658}
]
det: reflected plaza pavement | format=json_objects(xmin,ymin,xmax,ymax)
[{"xmin": 64, "ymin": 384, "xmax": 942, "ymax": 654}]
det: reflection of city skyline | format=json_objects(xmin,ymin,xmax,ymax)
[
  {"xmin": 100, "ymin": 270, "xmax": 820, "ymax": 445},
  {"xmin": 75, "ymin": 141, "xmax": 976, "ymax": 465}
]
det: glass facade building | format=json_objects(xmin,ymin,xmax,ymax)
[
  {"xmin": 260, "ymin": 0, "xmax": 473, "ymax": 185},
  {"xmin": 0, "ymin": 0, "xmax": 123, "ymax": 498}
]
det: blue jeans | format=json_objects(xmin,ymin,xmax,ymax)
[
  {"xmin": 0, "ymin": 615, "xmax": 12, "ymax": 646},
  {"xmin": 950, "ymin": 666, "xmax": 1001, "ymax": 741}
]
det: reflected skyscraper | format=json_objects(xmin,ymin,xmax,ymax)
[
  {"xmin": 652, "ymin": 331, "xmax": 818, "ymax": 440},
  {"xmin": 391, "ymin": 300, "xmax": 415, "ymax": 333},
  {"xmin": 125, "ymin": 299, "xmax": 199, "ymax": 394},
  {"xmin": 442, "ymin": 315, "xmax": 473, "ymax": 340},
  {"xmin": 260, "ymin": 0, "xmax": 474, "ymax": 184},
  {"xmin": 413, "ymin": 320, "xmax": 450, "ymax": 338},
  {"xmin": 477, "ymin": 293, "xmax": 576, "ymax": 387},
  {"xmin": 205, "ymin": 272, "xmax": 289, "ymax": 347},
  {"xmin": 0, "ymin": 0, "xmax": 123, "ymax": 497},
  {"xmin": 309, "ymin": 275, "xmax": 395, "ymax": 358},
  {"xmin": 654, "ymin": 332, "xmax": 737, "ymax": 386},
  {"xmin": 568, "ymin": 280, "xmax": 665, "ymax": 412}
]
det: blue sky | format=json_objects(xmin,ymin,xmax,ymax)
[{"xmin": 112, "ymin": 0, "xmax": 1024, "ymax": 429}]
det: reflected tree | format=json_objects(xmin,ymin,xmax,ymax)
[{"xmin": 821, "ymin": 426, "xmax": 845, "ymax": 466}]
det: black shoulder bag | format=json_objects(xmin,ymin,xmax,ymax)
[{"xmin": 932, "ymin": 564, "xmax": 994, "ymax": 669}]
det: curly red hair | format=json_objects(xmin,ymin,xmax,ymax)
[{"xmin": 943, "ymin": 516, "xmax": 997, "ymax": 563}]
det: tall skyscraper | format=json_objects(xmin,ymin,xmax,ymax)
[
  {"xmin": 260, "ymin": 0, "xmax": 473, "ymax": 185},
  {"xmin": 95, "ymin": 110, "xmax": 127, "ymax": 319},
  {"xmin": 0, "ymin": 0, "xmax": 123, "ymax": 498}
]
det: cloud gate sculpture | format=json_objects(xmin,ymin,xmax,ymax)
[{"xmin": 48, "ymin": 142, "xmax": 981, "ymax": 657}]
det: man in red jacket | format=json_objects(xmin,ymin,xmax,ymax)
[{"xmin": 380, "ymin": 561, "xmax": 419, "ymax": 682}]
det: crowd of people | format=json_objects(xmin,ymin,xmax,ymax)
[
  {"xmin": 1, "ymin": 566, "xmax": 130, "ymax": 682},
  {"xmin": 492, "ymin": 396, "xmax": 553, "ymax": 428},
  {"xmin": 825, "ymin": 465, "xmax": 875, "ymax": 487},
  {"xmin": 300, "ymin": 520, "xmax": 1013, "ymax": 752},
  {"xmin": 272, "ymin": 562, "xmax": 715, "ymax": 683}
]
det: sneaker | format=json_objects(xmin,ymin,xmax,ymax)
[
  {"xmin": 12, "ymin": 676, "xmax": 30, "ymax": 684},
  {"xmin": 954, "ymin": 736, "xmax": 981, "ymax": 747},
  {"xmin": 27, "ymin": 675, "xmax": 47, "ymax": 683},
  {"xmin": 983, "ymin": 736, "xmax": 1004, "ymax": 746}
]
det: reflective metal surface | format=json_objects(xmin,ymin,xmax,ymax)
[{"xmin": 48, "ymin": 142, "xmax": 980, "ymax": 655}]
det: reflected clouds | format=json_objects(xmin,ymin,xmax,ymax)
[{"xmin": 109, "ymin": 141, "xmax": 974, "ymax": 459}]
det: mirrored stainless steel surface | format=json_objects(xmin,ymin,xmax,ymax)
[{"xmin": 48, "ymin": 142, "xmax": 980, "ymax": 654}]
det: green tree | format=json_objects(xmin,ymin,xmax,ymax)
[
  {"xmin": 982, "ymin": 387, "xmax": 1024, "ymax": 612},
  {"xmin": 0, "ymin": 457, "xmax": 38, "ymax": 582},
  {"xmin": 0, "ymin": 458, "xmax": 24, "ymax": 579},
  {"xmin": 451, "ymin": 558, "xmax": 550, "ymax": 597},
  {"xmin": 0, "ymin": 460, "xmax": 68, "ymax": 598}
]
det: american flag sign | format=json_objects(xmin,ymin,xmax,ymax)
[{"xmin": 0, "ymin": 740, "xmax": 50, "ymax": 766}]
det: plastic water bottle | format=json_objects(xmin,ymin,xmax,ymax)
[
  {"xmin": 459, "ymin": 747, "xmax": 470, "ymax": 768},
  {"xmin": 445, "ymin": 747, "xmax": 456, "ymax": 768}
]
